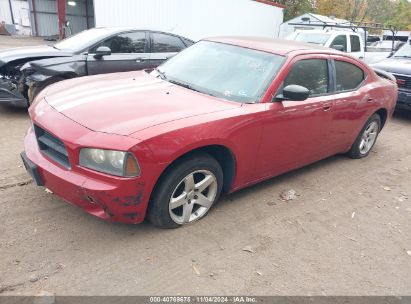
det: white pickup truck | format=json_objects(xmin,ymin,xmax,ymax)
[{"xmin": 286, "ymin": 30, "xmax": 389, "ymax": 64}]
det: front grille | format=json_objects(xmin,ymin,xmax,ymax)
[
  {"xmin": 393, "ymin": 74, "xmax": 411, "ymax": 90},
  {"xmin": 34, "ymin": 124, "xmax": 70, "ymax": 169}
]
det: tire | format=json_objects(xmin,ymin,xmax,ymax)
[
  {"xmin": 348, "ymin": 113, "xmax": 381, "ymax": 159},
  {"xmin": 148, "ymin": 153, "xmax": 223, "ymax": 229},
  {"xmin": 28, "ymin": 76, "xmax": 66, "ymax": 105}
]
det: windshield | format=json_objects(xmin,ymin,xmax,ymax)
[
  {"xmin": 151, "ymin": 41, "xmax": 285, "ymax": 103},
  {"xmin": 393, "ymin": 42, "xmax": 411, "ymax": 58},
  {"xmin": 294, "ymin": 33, "xmax": 331, "ymax": 45},
  {"xmin": 54, "ymin": 28, "xmax": 113, "ymax": 52}
]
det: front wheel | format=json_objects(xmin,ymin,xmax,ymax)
[
  {"xmin": 348, "ymin": 113, "xmax": 381, "ymax": 159},
  {"xmin": 148, "ymin": 153, "xmax": 223, "ymax": 229}
]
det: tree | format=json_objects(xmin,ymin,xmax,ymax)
[
  {"xmin": 316, "ymin": 0, "xmax": 368, "ymax": 21},
  {"xmin": 387, "ymin": 0, "xmax": 411, "ymax": 31},
  {"xmin": 366, "ymin": 0, "xmax": 396, "ymax": 25},
  {"xmin": 315, "ymin": 0, "xmax": 411, "ymax": 30},
  {"xmin": 275, "ymin": 0, "xmax": 315, "ymax": 21}
]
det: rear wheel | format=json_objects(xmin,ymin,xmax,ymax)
[
  {"xmin": 148, "ymin": 153, "xmax": 223, "ymax": 229},
  {"xmin": 348, "ymin": 113, "xmax": 381, "ymax": 159}
]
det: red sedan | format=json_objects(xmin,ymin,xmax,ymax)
[{"xmin": 22, "ymin": 37, "xmax": 397, "ymax": 228}]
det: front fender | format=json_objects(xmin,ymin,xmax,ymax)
[
  {"xmin": 135, "ymin": 109, "xmax": 264, "ymax": 190},
  {"xmin": 24, "ymin": 55, "xmax": 87, "ymax": 78}
]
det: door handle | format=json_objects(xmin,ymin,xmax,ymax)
[
  {"xmin": 322, "ymin": 103, "xmax": 332, "ymax": 111},
  {"xmin": 367, "ymin": 98, "xmax": 374, "ymax": 103},
  {"xmin": 136, "ymin": 57, "xmax": 149, "ymax": 63}
]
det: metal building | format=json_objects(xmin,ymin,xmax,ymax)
[
  {"xmin": 0, "ymin": 0, "xmax": 94, "ymax": 37},
  {"xmin": 94, "ymin": 0, "xmax": 285, "ymax": 41},
  {"xmin": 0, "ymin": 0, "xmax": 32, "ymax": 35}
]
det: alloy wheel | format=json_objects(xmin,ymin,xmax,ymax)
[
  {"xmin": 359, "ymin": 121, "xmax": 379, "ymax": 155},
  {"xmin": 169, "ymin": 170, "xmax": 218, "ymax": 224}
]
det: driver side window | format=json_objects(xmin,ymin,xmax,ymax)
[
  {"xmin": 284, "ymin": 59, "xmax": 329, "ymax": 96},
  {"xmin": 90, "ymin": 31, "xmax": 147, "ymax": 54}
]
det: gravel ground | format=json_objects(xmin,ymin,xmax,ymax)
[
  {"xmin": 0, "ymin": 36, "xmax": 411, "ymax": 296},
  {"xmin": 0, "ymin": 35, "xmax": 49, "ymax": 50}
]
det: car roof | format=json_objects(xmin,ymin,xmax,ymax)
[
  {"xmin": 93, "ymin": 27, "xmax": 192, "ymax": 39},
  {"xmin": 204, "ymin": 36, "xmax": 340, "ymax": 56}
]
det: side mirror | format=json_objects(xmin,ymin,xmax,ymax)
[
  {"xmin": 94, "ymin": 46, "xmax": 111, "ymax": 59},
  {"xmin": 331, "ymin": 44, "xmax": 345, "ymax": 51},
  {"xmin": 276, "ymin": 85, "xmax": 310, "ymax": 102}
]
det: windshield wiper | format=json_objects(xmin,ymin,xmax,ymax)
[
  {"xmin": 168, "ymin": 79, "xmax": 202, "ymax": 93},
  {"xmin": 168, "ymin": 79, "xmax": 219, "ymax": 98},
  {"xmin": 394, "ymin": 55, "xmax": 411, "ymax": 59},
  {"xmin": 155, "ymin": 68, "xmax": 167, "ymax": 80}
]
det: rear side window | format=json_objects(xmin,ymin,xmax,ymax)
[
  {"xmin": 330, "ymin": 35, "xmax": 347, "ymax": 52},
  {"xmin": 335, "ymin": 60, "xmax": 365, "ymax": 91},
  {"xmin": 350, "ymin": 35, "xmax": 361, "ymax": 52},
  {"xmin": 284, "ymin": 59, "xmax": 329, "ymax": 96},
  {"xmin": 151, "ymin": 33, "xmax": 186, "ymax": 53}
]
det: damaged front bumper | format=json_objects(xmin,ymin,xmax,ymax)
[
  {"xmin": 23, "ymin": 127, "xmax": 149, "ymax": 224},
  {"xmin": 0, "ymin": 78, "xmax": 28, "ymax": 108}
]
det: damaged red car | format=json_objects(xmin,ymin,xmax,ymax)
[{"xmin": 22, "ymin": 37, "xmax": 397, "ymax": 228}]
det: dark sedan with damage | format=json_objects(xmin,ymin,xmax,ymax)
[
  {"xmin": 371, "ymin": 41, "xmax": 411, "ymax": 111},
  {"xmin": 0, "ymin": 27, "xmax": 193, "ymax": 107}
]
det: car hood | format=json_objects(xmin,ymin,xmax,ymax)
[
  {"xmin": 371, "ymin": 58, "xmax": 411, "ymax": 75},
  {"xmin": 44, "ymin": 71, "xmax": 240, "ymax": 136},
  {"xmin": 0, "ymin": 45, "xmax": 72, "ymax": 68}
]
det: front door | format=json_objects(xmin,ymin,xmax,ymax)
[
  {"xmin": 87, "ymin": 31, "xmax": 150, "ymax": 75},
  {"xmin": 256, "ymin": 56, "xmax": 335, "ymax": 177}
]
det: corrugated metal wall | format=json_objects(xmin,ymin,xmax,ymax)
[
  {"xmin": 94, "ymin": 0, "xmax": 283, "ymax": 41},
  {"xmin": 0, "ymin": 0, "xmax": 32, "ymax": 35},
  {"xmin": 0, "ymin": 0, "xmax": 13, "ymax": 24},
  {"xmin": 29, "ymin": 0, "xmax": 94, "ymax": 37}
]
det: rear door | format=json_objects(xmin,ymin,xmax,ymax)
[
  {"xmin": 256, "ymin": 55, "xmax": 335, "ymax": 177},
  {"xmin": 148, "ymin": 32, "xmax": 188, "ymax": 68},
  {"xmin": 86, "ymin": 31, "xmax": 150, "ymax": 75},
  {"xmin": 328, "ymin": 56, "xmax": 370, "ymax": 150}
]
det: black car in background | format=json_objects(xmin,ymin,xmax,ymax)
[
  {"xmin": 0, "ymin": 27, "xmax": 194, "ymax": 107},
  {"xmin": 371, "ymin": 41, "xmax": 411, "ymax": 111}
]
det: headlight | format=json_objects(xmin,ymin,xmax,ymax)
[{"xmin": 79, "ymin": 148, "xmax": 141, "ymax": 177}]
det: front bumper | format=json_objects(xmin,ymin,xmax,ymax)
[
  {"xmin": 0, "ymin": 81, "xmax": 28, "ymax": 108},
  {"xmin": 22, "ymin": 126, "xmax": 150, "ymax": 224},
  {"xmin": 397, "ymin": 89, "xmax": 411, "ymax": 110}
]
